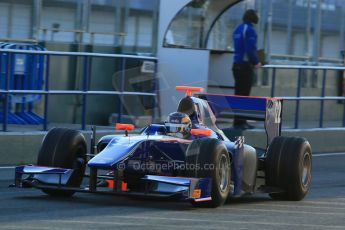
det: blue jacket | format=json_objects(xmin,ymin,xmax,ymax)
[{"xmin": 233, "ymin": 22, "xmax": 259, "ymax": 65}]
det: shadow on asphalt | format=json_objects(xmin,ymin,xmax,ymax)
[
  {"xmin": 13, "ymin": 192, "xmax": 194, "ymax": 211},
  {"xmin": 12, "ymin": 190, "xmax": 277, "ymax": 211}
]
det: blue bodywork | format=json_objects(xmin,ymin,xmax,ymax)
[
  {"xmin": 89, "ymin": 129, "xmax": 236, "ymax": 169},
  {"xmin": 14, "ymin": 93, "xmax": 283, "ymax": 203}
]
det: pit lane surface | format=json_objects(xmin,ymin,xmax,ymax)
[{"xmin": 1, "ymin": 153, "xmax": 345, "ymax": 230}]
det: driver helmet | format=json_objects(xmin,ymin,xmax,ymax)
[{"xmin": 165, "ymin": 112, "xmax": 192, "ymax": 139}]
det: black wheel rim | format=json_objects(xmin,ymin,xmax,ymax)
[
  {"xmin": 218, "ymin": 154, "xmax": 230, "ymax": 193},
  {"xmin": 301, "ymin": 151, "xmax": 312, "ymax": 188}
]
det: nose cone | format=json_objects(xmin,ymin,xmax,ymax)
[{"xmin": 88, "ymin": 136, "xmax": 141, "ymax": 168}]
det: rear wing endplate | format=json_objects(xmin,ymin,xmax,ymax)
[{"xmin": 198, "ymin": 94, "xmax": 283, "ymax": 147}]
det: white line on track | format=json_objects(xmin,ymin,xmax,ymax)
[
  {"xmin": 313, "ymin": 152, "xmax": 345, "ymax": 157},
  {"xmin": 252, "ymin": 203, "xmax": 345, "ymax": 210},
  {"xmin": 87, "ymin": 222, "xmax": 229, "ymax": 230},
  {"xmin": 1, "ymin": 226, "xmax": 57, "ymax": 230},
  {"xmin": 40, "ymin": 216, "xmax": 345, "ymax": 229},
  {"xmin": 0, "ymin": 166, "xmax": 14, "ymax": 169},
  {"xmin": 303, "ymin": 200, "xmax": 345, "ymax": 206},
  {"xmin": 221, "ymin": 207, "xmax": 345, "ymax": 216},
  {"xmin": 2, "ymin": 220, "xmax": 243, "ymax": 230}
]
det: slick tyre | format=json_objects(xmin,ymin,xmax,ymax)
[
  {"xmin": 185, "ymin": 138, "xmax": 231, "ymax": 208},
  {"xmin": 37, "ymin": 128, "xmax": 87, "ymax": 197},
  {"xmin": 265, "ymin": 136, "xmax": 312, "ymax": 201}
]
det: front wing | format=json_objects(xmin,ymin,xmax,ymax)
[{"xmin": 13, "ymin": 165, "xmax": 212, "ymax": 202}]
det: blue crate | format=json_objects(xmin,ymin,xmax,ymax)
[{"xmin": 0, "ymin": 43, "xmax": 45, "ymax": 125}]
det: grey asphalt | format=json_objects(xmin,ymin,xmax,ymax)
[{"xmin": 1, "ymin": 153, "xmax": 345, "ymax": 230}]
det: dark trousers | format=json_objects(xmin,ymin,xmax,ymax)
[{"xmin": 232, "ymin": 63, "xmax": 254, "ymax": 126}]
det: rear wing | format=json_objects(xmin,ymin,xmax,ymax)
[{"xmin": 198, "ymin": 94, "xmax": 283, "ymax": 147}]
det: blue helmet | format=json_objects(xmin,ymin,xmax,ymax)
[{"xmin": 165, "ymin": 112, "xmax": 192, "ymax": 138}]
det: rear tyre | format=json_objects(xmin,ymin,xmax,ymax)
[
  {"xmin": 184, "ymin": 138, "xmax": 231, "ymax": 208},
  {"xmin": 37, "ymin": 128, "xmax": 87, "ymax": 197},
  {"xmin": 265, "ymin": 136, "xmax": 312, "ymax": 201}
]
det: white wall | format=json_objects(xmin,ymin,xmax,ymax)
[
  {"xmin": 0, "ymin": 3, "xmax": 9, "ymax": 37},
  {"xmin": 321, "ymin": 35, "xmax": 339, "ymax": 59},
  {"xmin": 292, "ymin": 33, "xmax": 306, "ymax": 56},
  {"xmin": 41, "ymin": 7, "xmax": 75, "ymax": 42},
  {"xmin": 157, "ymin": 48, "xmax": 210, "ymax": 118},
  {"xmin": 270, "ymin": 30, "xmax": 288, "ymax": 55},
  {"xmin": 157, "ymin": 0, "xmax": 212, "ymax": 118},
  {"xmin": 208, "ymin": 53, "xmax": 234, "ymax": 87},
  {"xmin": 0, "ymin": 3, "xmax": 31, "ymax": 39},
  {"xmin": 11, "ymin": 4, "xmax": 31, "ymax": 39}
]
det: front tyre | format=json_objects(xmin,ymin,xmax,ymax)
[
  {"xmin": 265, "ymin": 136, "xmax": 312, "ymax": 201},
  {"xmin": 185, "ymin": 138, "xmax": 231, "ymax": 207},
  {"xmin": 37, "ymin": 128, "xmax": 87, "ymax": 197}
]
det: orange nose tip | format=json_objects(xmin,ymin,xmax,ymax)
[{"xmin": 176, "ymin": 86, "xmax": 204, "ymax": 97}]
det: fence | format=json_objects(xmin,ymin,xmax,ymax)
[
  {"xmin": 263, "ymin": 65, "xmax": 345, "ymax": 129},
  {"xmin": 1, "ymin": 49, "xmax": 344, "ymax": 131},
  {"xmin": 0, "ymin": 49, "xmax": 158, "ymax": 132}
]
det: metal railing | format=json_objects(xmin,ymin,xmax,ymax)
[
  {"xmin": 270, "ymin": 54, "xmax": 344, "ymax": 64},
  {"xmin": 39, "ymin": 28, "xmax": 127, "ymax": 45},
  {"xmin": 0, "ymin": 49, "xmax": 158, "ymax": 132},
  {"xmin": 263, "ymin": 65, "xmax": 345, "ymax": 129}
]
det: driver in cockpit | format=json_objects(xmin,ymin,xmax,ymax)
[{"xmin": 165, "ymin": 112, "xmax": 192, "ymax": 139}]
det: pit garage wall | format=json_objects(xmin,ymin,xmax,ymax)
[
  {"xmin": 208, "ymin": 51, "xmax": 234, "ymax": 90},
  {"xmin": 157, "ymin": 0, "xmax": 237, "ymax": 119},
  {"xmin": 157, "ymin": 0, "xmax": 208, "ymax": 119}
]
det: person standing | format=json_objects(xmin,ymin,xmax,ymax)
[{"xmin": 232, "ymin": 9, "xmax": 262, "ymax": 129}]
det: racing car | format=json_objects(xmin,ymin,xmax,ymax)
[{"xmin": 13, "ymin": 86, "xmax": 312, "ymax": 207}]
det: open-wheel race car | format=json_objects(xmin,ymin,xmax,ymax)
[{"xmin": 13, "ymin": 86, "xmax": 312, "ymax": 207}]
